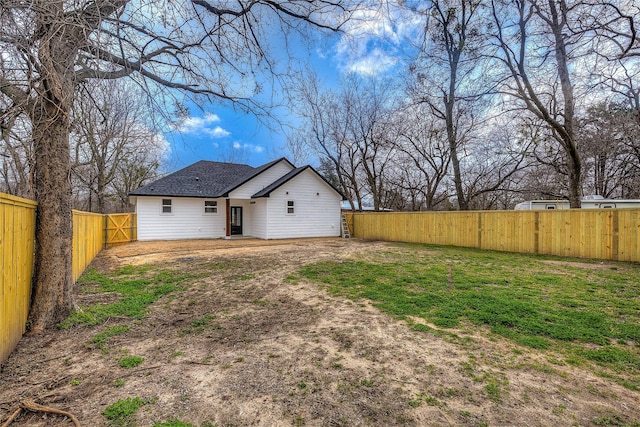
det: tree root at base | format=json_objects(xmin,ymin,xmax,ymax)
[{"xmin": 1, "ymin": 399, "xmax": 80, "ymax": 427}]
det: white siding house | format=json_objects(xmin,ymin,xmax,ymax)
[
  {"xmin": 260, "ymin": 168, "xmax": 342, "ymax": 239},
  {"xmin": 129, "ymin": 158, "xmax": 344, "ymax": 241},
  {"xmin": 135, "ymin": 197, "xmax": 227, "ymax": 241}
]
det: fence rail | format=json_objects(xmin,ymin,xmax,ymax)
[
  {"xmin": 347, "ymin": 209, "xmax": 640, "ymax": 263},
  {"xmin": 1, "ymin": 191, "xmax": 137, "ymax": 363}
]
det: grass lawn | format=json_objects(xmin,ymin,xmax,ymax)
[
  {"xmin": 299, "ymin": 243, "xmax": 640, "ymax": 390},
  {"xmin": 6, "ymin": 239, "xmax": 640, "ymax": 426}
]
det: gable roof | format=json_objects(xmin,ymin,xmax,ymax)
[
  {"xmin": 129, "ymin": 158, "xmax": 292, "ymax": 198},
  {"xmin": 252, "ymin": 165, "xmax": 346, "ymax": 200},
  {"xmin": 129, "ymin": 157, "xmax": 344, "ymax": 199},
  {"xmin": 221, "ymin": 157, "xmax": 293, "ymax": 196}
]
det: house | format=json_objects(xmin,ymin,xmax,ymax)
[{"xmin": 129, "ymin": 158, "xmax": 345, "ymax": 240}]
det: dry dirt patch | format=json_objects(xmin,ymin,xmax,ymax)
[{"xmin": 1, "ymin": 238, "xmax": 638, "ymax": 426}]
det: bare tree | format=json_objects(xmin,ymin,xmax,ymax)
[
  {"xmin": 0, "ymin": 0, "xmax": 352, "ymax": 331},
  {"xmin": 291, "ymin": 73, "xmax": 397, "ymax": 211},
  {"xmin": 0, "ymin": 107, "xmax": 33, "ymax": 198},
  {"xmin": 410, "ymin": 0, "xmax": 488, "ymax": 210},
  {"xmin": 459, "ymin": 122, "xmax": 534, "ymax": 209},
  {"xmin": 70, "ymin": 80, "xmax": 166, "ymax": 213},
  {"xmin": 285, "ymin": 132, "xmax": 312, "ymax": 166},
  {"xmin": 344, "ymin": 76, "xmax": 397, "ymax": 211},
  {"xmin": 290, "ymin": 73, "xmax": 363, "ymax": 210},
  {"xmin": 490, "ymin": 0, "xmax": 636, "ymax": 207},
  {"xmin": 111, "ymin": 140, "xmax": 167, "ymax": 211},
  {"xmin": 579, "ymin": 102, "xmax": 640, "ymax": 198},
  {"xmin": 517, "ymin": 116, "xmax": 572, "ymax": 200},
  {"xmin": 391, "ymin": 103, "xmax": 451, "ymax": 210}
]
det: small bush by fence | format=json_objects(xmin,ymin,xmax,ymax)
[
  {"xmin": 346, "ymin": 209, "xmax": 640, "ymax": 262},
  {"xmin": 1, "ymin": 192, "xmax": 137, "ymax": 363}
]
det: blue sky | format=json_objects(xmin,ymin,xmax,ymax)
[{"xmin": 161, "ymin": 3, "xmax": 426, "ymax": 171}]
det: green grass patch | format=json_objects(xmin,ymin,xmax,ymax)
[
  {"xmin": 103, "ymin": 396, "xmax": 151, "ymax": 426},
  {"xmin": 60, "ymin": 265, "xmax": 195, "ymax": 328},
  {"xmin": 118, "ymin": 355, "xmax": 143, "ymax": 368},
  {"xmin": 299, "ymin": 244, "xmax": 640, "ymax": 386},
  {"xmin": 485, "ymin": 382, "xmax": 502, "ymax": 402}
]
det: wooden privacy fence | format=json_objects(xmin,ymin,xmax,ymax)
[
  {"xmin": 347, "ymin": 209, "xmax": 640, "ymax": 262},
  {"xmin": 1, "ymin": 193, "xmax": 37, "ymax": 364},
  {"xmin": 1, "ymin": 191, "xmax": 137, "ymax": 363},
  {"xmin": 72, "ymin": 210, "xmax": 106, "ymax": 282}
]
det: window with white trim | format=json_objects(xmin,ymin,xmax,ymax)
[
  {"xmin": 162, "ymin": 199, "xmax": 172, "ymax": 214},
  {"xmin": 204, "ymin": 200, "xmax": 218, "ymax": 214},
  {"xmin": 286, "ymin": 200, "xmax": 295, "ymax": 215}
]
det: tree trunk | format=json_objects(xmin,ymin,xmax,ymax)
[
  {"xmin": 449, "ymin": 139, "xmax": 467, "ymax": 210},
  {"xmin": 28, "ymin": 101, "xmax": 74, "ymax": 332},
  {"xmin": 446, "ymin": 94, "xmax": 467, "ymax": 210},
  {"xmin": 445, "ymin": 36, "xmax": 467, "ymax": 210},
  {"xmin": 548, "ymin": 0, "xmax": 581, "ymax": 208},
  {"xmin": 27, "ymin": 1, "xmax": 78, "ymax": 332},
  {"xmin": 566, "ymin": 144, "xmax": 582, "ymax": 208}
]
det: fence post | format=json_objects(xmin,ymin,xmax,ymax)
[
  {"xmin": 131, "ymin": 213, "xmax": 136, "ymax": 242},
  {"xmin": 477, "ymin": 212, "xmax": 483, "ymax": 249},
  {"xmin": 534, "ymin": 211, "xmax": 540, "ymax": 254},
  {"xmin": 104, "ymin": 214, "xmax": 109, "ymax": 249},
  {"xmin": 612, "ymin": 210, "xmax": 619, "ymax": 261}
]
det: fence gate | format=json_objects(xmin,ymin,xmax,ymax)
[{"xmin": 105, "ymin": 213, "xmax": 137, "ymax": 247}]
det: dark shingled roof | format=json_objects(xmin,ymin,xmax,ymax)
[{"xmin": 129, "ymin": 158, "xmax": 292, "ymax": 198}]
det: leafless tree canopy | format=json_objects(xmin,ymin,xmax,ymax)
[
  {"xmin": 70, "ymin": 79, "xmax": 167, "ymax": 213},
  {"xmin": 289, "ymin": 0, "xmax": 637, "ymax": 211}
]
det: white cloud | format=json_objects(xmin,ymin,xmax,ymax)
[
  {"xmin": 345, "ymin": 48, "xmax": 398, "ymax": 76},
  {"xmin": 177, "ymin": 112, "xmax": 230, "ymax": 138},
  {"xmin": 205, "ymin": 126, "xmax": 231, "ymax": 138},
  {"xmin": 333, "ymin": 3, "xmax": 425, "ymax": 77},
  {"xmin": 151, "ymin": 132, "xmax": 171, "ymax": 161},
  {"xmin": 233, "ymin": 142, "xmax": 264, "ymax": 153}
]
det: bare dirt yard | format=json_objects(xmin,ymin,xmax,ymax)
[{"xmin": 1, "ymin": 238, "xmax": 639, "ymax": 426}]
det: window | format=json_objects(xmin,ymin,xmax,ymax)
[
  {"xmin": 162, "ymin": 199, "xmax": 172, "ymax": 214},
  {"xmin": 286, "ymin": 200, "xmax": 295, "ymax": 215},
  {"xmin": 205, "ymin": 200, "xmax": 218, "ymax": 214}
]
